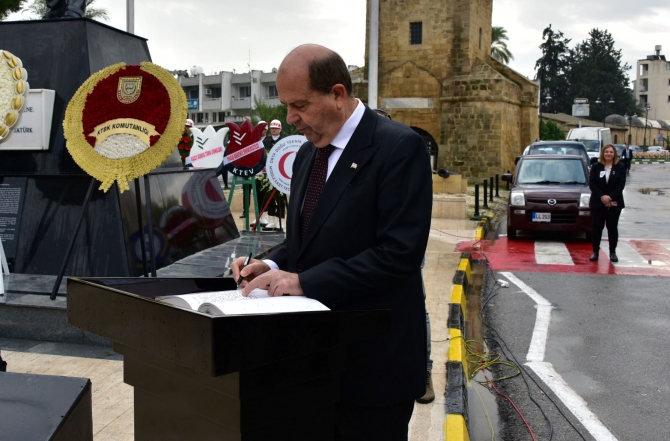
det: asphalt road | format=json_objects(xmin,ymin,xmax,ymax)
[
  {"xmin": 617, "ymin": 162, "xmax": 670, "ymax": 240},
  {"xmin": 472, "ymin": 163, "xmax": 670, "ymax": 440}
]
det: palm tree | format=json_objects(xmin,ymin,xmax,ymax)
[
  {"xmin": 491, "ymin": 26, "xmax": 514, "ymax": 64},
  {"xmin": 22, "ymin": 0, "xmax": 109, "ymax": 21}
]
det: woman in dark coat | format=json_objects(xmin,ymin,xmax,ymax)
[{"xmin": 589, "ymin": 144, "xmax": 626, "ymax": 262}]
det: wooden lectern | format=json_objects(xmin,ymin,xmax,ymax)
[{"xmin": 67, "ymin": 277, "xmax": 390, "ymax": 441}]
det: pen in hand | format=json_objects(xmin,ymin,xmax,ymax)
[{"xmin": 236, "ymin": 252, "xmax": 253, "ymax": 289}]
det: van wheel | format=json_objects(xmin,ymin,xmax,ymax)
[
  {"xmin": 585, "ymin": 231, "xmax": 592, "ymax": 242},
  {"xmin": 507, "ymin": 226, "xmax": 517, "ymax": 240}
]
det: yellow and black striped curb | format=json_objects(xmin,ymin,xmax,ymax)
[
  {"xmin": 444, "ymin": 252, "xmax": 472, "ymax": 441},
  {"xmin": 474, "ymin": 212, "xmax": 495, "ymax": 240}
]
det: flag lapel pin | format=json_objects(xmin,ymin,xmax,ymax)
[{"xmin": 351, "ymin": 163, "xmax": 357, "ymax": 169}]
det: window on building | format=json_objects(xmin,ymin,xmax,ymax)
[
  {"xmin": 409, "ymin": 22, "xmax": 422, "ymax": 45},
  {"xmin": 667, "ymin": 62, "xmax": 670, "ymax": 70},
  {"xmin": 196, "ymin": 113, "xmax": 203, "ymax": 123},
  {"xmin": 239, "ymin": 86, "xmax": 251, "ymax": 98},
  {"xmin": 640, "ymin": 64, "xmax": 649, "ymax": 76},
  {"xmin": 479, "ymin": 28, "xmax": 482, "ymax": 50},
  {"xmin": 667, "ymin": 95, "xmax": 670, "ymax": 102},
  {"xmin": 209, "ymin": 87, "xmax": 221, "ymax": 98},
  {"xmin": 212, "ymin": 113, "xmax": 217, "ymax": 123},
  {"xmin": 640, "ymin": 95, "xmax": 648, "ymax": 106},
  {"xmin": 614, "ymin": 135, "xmax": 618, "ymax": 143},
  {"xmin": 219, "ymin": 112, "xmax": 225, "ymax": 121},
  {"xmin": 189, "ymin": 89, "xmax": 199, "ymax": 99},
  {"xmin": 268, "ymin": 85, "xmax": 278, "ymax": 97}
]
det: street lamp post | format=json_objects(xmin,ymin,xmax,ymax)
[
  {"xmin": 625, "ymin": 113, "xmax": 637, "ymax": 145},
  {"xmin": 539, "ymin": 94, "xmax": 551, "ymax": 140},
  {"xmin": 595, "ymin": 96, "xmax": 615, "ymax": 128},
  {"xmin": 643, "ymin": 103, "xmax": 651, "ymax": 148}
]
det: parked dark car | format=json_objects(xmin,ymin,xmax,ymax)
[
  {"xmin": 503, "ymin": 155, "xmax": 592, "ymax": 240},
  {"xmin": 521, "ymin": 141, "xmax": 591, "ymax": 167}
]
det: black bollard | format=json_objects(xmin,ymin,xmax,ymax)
[
  {"xmin": 495, "ymin": 174, "xmax": 500, "ymax": 197},
  {"xmin": 483, "ymin": 179, "xmax": 489, "ymax": 209},
  {"xmin": 474, "ymin": 183, "xmax": 480, "ymax": 217},
  {"xmin": 506, "ymin": 170, "xmax": 511, "ymax": 189},
  {"xmin": 489, "ymin": 176, "xmax": 494, "ymax": 201}
]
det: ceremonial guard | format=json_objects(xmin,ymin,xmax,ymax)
[{"xmin": 257, "ymin": 120, "xmax": 287, "ymax": 230}]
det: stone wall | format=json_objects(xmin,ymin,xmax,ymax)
[
  {"xmin": 359, "ymin": 0, "xmax": 537, "ymax": 181},
  {"xmin": 440, "ymin": 59, "xmax": 537, "ymax": 179},
  {"xmin": 366, "ymin": 0, "xmax": 455, "ymax": 82}
]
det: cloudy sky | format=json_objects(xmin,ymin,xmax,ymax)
[{"xmin": 6, "ymin": 0, "xmax": 669, "ymax": 83}]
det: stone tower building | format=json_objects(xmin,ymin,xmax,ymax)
[{"xmin": 357, "ymin": 0, "xmax": 539, "ymax": 179}]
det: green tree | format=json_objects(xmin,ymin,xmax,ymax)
[
  {"xmin": 569, "ymin": 28, "xmax": 639, "ymax": 121},
  {"xmin": 491, "ymin": 26, "xmax": 514, "ymax": 64},
  {"xmin": 539, "ymin": 120, "xmax": 566, "ymax": 141},
  {"xmin": 535, "ymin": 25, "xmax": 572, "ymax": 116},
  {"xmin": 21, "ymin": 0, "xmax": 108, "ymax": 20},
  {"xmin": 1, "ymin": 0, "xmax": 26, "ymax": 19},
  {"xmin": 250, "ymin": 97, "xmax": 297, "ymax": 137}
]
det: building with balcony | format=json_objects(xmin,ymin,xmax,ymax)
[
  {"xmin": 633, "ymin": 46, "xmax": 670, "ymax": 122},
  {"xmin": 178, "ymin": 69, "xmax": 279, "ymax": 128}
]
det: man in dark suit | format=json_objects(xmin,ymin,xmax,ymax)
[
  {"xmin": 621, "ymin": 143, "xmax": 633, "ymax": 175},
  {"xmin": 231, "ymin": 44, "xmax": 432, "ymax": 440}
]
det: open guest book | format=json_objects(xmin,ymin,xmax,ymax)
[{"xmin": 157, "ymin": 289, "xmax": 329, "ymax": 316}]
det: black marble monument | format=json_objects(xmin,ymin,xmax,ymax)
[{"xmin": 0, "ymin": 19, "xmax": 239, "ymax": 280}]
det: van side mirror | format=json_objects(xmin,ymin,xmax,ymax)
[
  {"xmin": 514, "ymin": 156, "xmax": 521, "ymax": 165},
  {"xmin": 501, "ymin": 173, "xmax": 513, "ymax": 183}
]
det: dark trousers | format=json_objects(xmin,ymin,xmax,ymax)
[
  {"xmin": 622, "ymin": 158, "xmax": 631, "ymax": 173},
  {"xmin": 241, "ymin": 184, "xmax": 251, "ymax": 213},
  {"xmin": 592, "ymin": 206, "xmax": 622, "ymax": 252},
  {"xmin": 335, "ymin": 400, "xmax": 414, "ymax": 441}
]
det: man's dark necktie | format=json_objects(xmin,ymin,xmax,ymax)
[{"xmin": 301, "ymin": 145, "xmax": 335, "ymax": 240}]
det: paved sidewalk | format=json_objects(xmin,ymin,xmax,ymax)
[{"xmin": 0, "ymin": 217, "xmax": 477, "ymax": 440}]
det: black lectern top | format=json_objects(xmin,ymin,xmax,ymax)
[{"xmin": 67, "ymin": 277, "xmax": 389, "ymax": 377}]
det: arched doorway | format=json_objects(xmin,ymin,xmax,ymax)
[{"xmin": 411, "ymin": 126, "xmax": 438, "ymax": 171}]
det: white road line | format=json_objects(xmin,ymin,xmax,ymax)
[
  {"xmin": 534, "ymin": 241, "xmax": 574, "ymax": 265},
  {"xmin": 500, "ymin": 272, "xmax": 552, "ymax": 362},
  {"xmin": 527, "ymin": 362, "xmax": 618, "ymax": 441},
  {"xmin": 501, "ymin": 271, "xmax": 619, "ymax": 441},
  {"xmin": 610, "ymin": 241, "xmax": 652, "ymax": 268}
]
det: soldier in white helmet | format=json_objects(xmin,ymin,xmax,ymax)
[{"xmin": 257, "ymin": 120, "xmax": 287, "ymax": 230}]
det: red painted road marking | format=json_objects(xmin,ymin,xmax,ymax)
[{"xmin": 457, "ymin": 238, "xmax": 670, "ymax": 277}]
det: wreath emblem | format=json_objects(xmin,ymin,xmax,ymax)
[
  {"xmin": 0, "ymin": 50, "xmax": 29, "ymax": 141},
  {"xmin": 64, "ymin": 62, "xmax": 187, "ymax": 192},
  {"xmin": 117, "ymin": 77, "xmax": 142, "ymax": 104}
]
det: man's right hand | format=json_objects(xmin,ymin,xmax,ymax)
[{"xmin": 230, "ymin": 257, "xmax": 271, "ymax": 289}]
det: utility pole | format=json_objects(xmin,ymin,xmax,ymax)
[
  {"xmin": 126, "ymin": 0, "xmax": 134, "ymax": 34},
  {"xmin": 368, "ymin": 0, "xmax": 379, "ymax": 110}
]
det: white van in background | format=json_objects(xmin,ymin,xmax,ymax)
[{"xmin": 566, "ymin": 127, "xmax": 612, "ymax": 161}]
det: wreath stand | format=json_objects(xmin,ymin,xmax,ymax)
[
  {"xmin": 50, "ymin": 176, "xmax": 159, "ymax": 299},
  {"xmin": 50, "ymin": 178, "xmax": 96, "ymax": 299},
  {"xmin": 227, "ymin": 176, "xmax": 260, "ymax": 231},
  {"xmin": 1, "ymin": 235, "xmax": 9, "ymax": 297}
]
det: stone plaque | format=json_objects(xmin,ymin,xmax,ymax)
[
  {"xmin": 0, "ymin": 177, "xmax": 27, "ymax": 272},
  {"xmin": 0, "ymin": 89, "xmax": 56, "ymax": 151}
]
